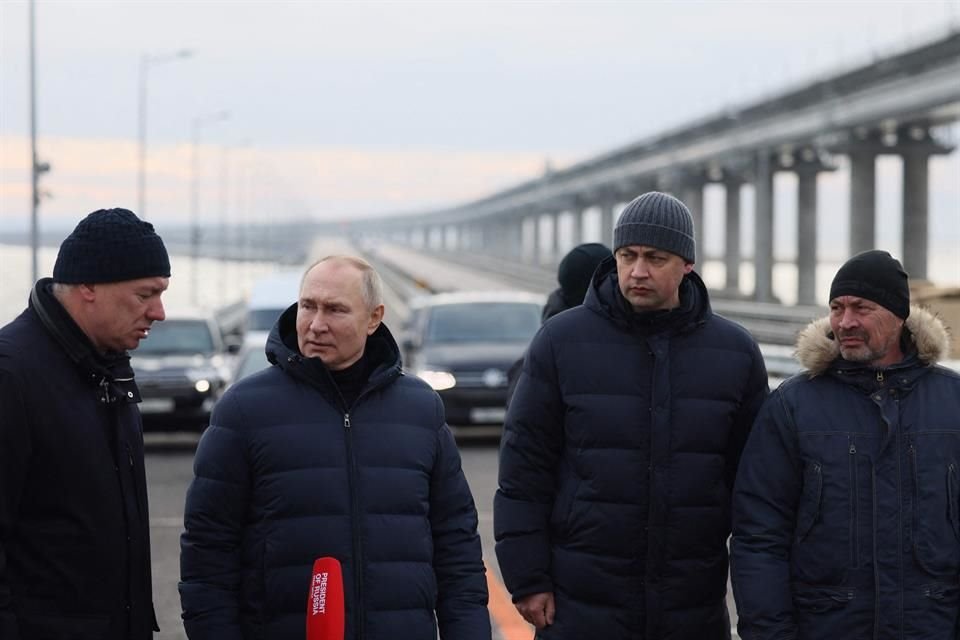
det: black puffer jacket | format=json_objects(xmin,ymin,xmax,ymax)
[
  {"xmin": 495, "ymin": 259, "xmax": 768, "ymax": 639},
  {"xmin": 731, "ymin": 307, "xmax": 960, "ymax": 640},
  {"xmin": 180, "ymin": 306, "xmax": 490, "ymax": 640},
  {"xmin": 0, "ymin": 279, "xmax": 156, "ymax": 640}
]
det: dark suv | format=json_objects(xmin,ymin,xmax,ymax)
[
  {"xmin": 401, "ymin": 291, "xmax": 544, "ymax": 429},
  {"xmin": 131, "ymin": 311, "xmax": 234, "ymax": 430}
]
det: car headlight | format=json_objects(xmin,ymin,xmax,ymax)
[
  {"xmin": 186, "ymin": 367, "xmax": 224, "ymax": 394},
  {"xmin": 415, "ymin": 369, "xmax": 456, "ymax": 391}
]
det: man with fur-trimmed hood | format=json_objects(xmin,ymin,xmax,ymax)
[{"xmin": 731, "ymin": 249, "xmax": 960, "ymax": 640}]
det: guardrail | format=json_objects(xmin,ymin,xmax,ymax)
[
  {"xmin": 361, "ymin": 243, "xmax": 820, "ymax": 384},
  {"xmin": 418, "ymin": 248, "xmax": 825, "ymax": 348}
]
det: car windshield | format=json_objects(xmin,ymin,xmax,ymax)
[
  {"xmin": 236, "ymin": 348, "xmax": 271, "ymax": 381},
  {"xmin": 246, "ymin": 308, "xmax": 285, "ymax": 332},
  {"xmin": 424, "ymin": 302, "xmax": 541, "ymax": 344},
  {"xmin": 137, "ymin": 319, "xmax": 215, "ymax": 355}
]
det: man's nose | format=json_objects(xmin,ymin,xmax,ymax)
[
  {"xmin": 148, "ymin": 298, "xmax": 165, "ymax": 322},
  {"xmin": 630, "ymin": 260, "xmax": 649, "ymax": 278},
  {"xmin": 310, "ymin": 312, "xmax": 328, "ymax": 332},
  {"xmin": 837, "ymin": 308, "xmax": 858, "ymax": 328}
]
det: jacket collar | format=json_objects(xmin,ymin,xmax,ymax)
[
  {"xmin": 265, "ymin": 302, "xmax": 402, "ymax": 407},
  {"xmin": 583, "ymin": 255, "xmax": 711, "ymax": 334},
  {"xmin": 795, "ymin": 304, "xmax": 950, "ymax": 378},
  {"xmin": 29, "ymin": 278, "xmax": 140, "ymax": 404}
]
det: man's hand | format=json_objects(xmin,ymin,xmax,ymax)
[{"xmin": 515, "ymin": 591, "xmax": 555, "ymax": 629}]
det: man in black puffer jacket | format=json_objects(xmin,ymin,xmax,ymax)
[
  {"xmin": 0, "ymin": 208, "xmax": 167, "ymax": 640},
  {"xmin": 180, "ymin": 255, "xmax": 490, "ymax": 640},
  {"xmin": 495, "ymin": 191, "xmax": 768, "ymax": 639}
]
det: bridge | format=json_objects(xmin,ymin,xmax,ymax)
[{"xmin": 329, "ymin": 29, "xmax": 960, "ymax": 307}]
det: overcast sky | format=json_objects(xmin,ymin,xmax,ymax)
[{"xmin": 1, "ymin": 0, "xmax": 958, "ymax": 261}]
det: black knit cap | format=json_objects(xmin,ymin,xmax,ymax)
[
  {"xmin": 557, "ymin": 242, "xmax": 612, "ymax": 306},
  {"xmin": 829, "ymin": 249, "xmax": 910, "ymax": 319},
  {"xmin": 613, "ymin": 191, "xmax": 696, "ymax": 263},
  {"xmin": 53, "ymin": 208, "xmax": 171, "ymax": 284}
]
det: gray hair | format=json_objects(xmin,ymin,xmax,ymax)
[
  {"xmin": 303, "ymin": 255, "xmax": 383, "ymax": 310},
  {"xmin": 50, "ymin": 282, "xmax": 78, "ymax": 301}
]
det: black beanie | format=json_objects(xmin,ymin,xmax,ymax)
[
  {"xmin": 557, "ymin": 242, "xmax": 612, "ymax": 305},
  {"xmin": 53, "ymin": 208, "xmax": 171, "ymax": 284},
  {"xmin": 829, "ymin": 250, "xmax": 910, "ymax": 319},
  {"xmin": 613, "ymin": 191, "xmax": 696, "ymax": 263}
]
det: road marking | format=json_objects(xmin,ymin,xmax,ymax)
[{"xmin": 485, "ymin": 560, "xmax": 534, "ymax": 640}]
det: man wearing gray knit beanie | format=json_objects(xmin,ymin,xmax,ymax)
[{"xmin": 496, "ymin": 191, "xmax": 769, "ymax": 639}]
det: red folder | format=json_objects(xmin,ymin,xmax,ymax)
[{"xmin": 306, "ymin": 557, "xmax": 345, "ymax": 640}]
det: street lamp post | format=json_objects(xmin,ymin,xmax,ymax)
[
  {"xmin": 137, "ymin": 49, "xmax": 192, "ymax": 220},
  {"xmin": 190, "ymin": 110, "xmax": 230, "ymax": 307}
]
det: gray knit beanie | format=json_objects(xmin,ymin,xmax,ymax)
[{"xmin": 613, "ymin": 191, "xmax": 696, "ymax": 263}]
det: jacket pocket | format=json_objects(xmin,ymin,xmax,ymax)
[
  {"xmin": 792, "ymin": 583, "xmax": 855, "ymax": 613},
  {"xmin": 909, "ymin": 441, "xmax": 960, "ymax": 576},
  {"xmin": 795, "ymin": 460, "xmax": 823, "ymax": 543}
]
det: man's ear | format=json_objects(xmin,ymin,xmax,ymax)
[
  {"xmin": 683, "ymin": 262, "xmax": 694, "ymax": 274},
  {"xmin": 77, "ymin": 283, "xmax": 98, "ymax": 302},
  {"xmin": 367, "ymin": 304, "xmax": 385, "ymax": 335}
]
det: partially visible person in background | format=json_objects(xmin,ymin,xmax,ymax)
[
  {"xmin": 506, "ymin": 242, "xmax": 612, "ymax": 406},
  {"xmin": 0, "ymin": 208, "xmax": 168, "ymax": 640},
  {"xmin": 541, "ymin": 242, "xmax": 613, "ymax": 322}
]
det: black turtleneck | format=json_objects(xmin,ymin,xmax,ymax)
[{"xmin": 330, "ymin": 350, "xmax": 372, "ymax": 409}]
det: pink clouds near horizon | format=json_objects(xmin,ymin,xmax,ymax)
[{"xmin": 0, "ymin": 134, "xmax": 574, "ymax": 227}]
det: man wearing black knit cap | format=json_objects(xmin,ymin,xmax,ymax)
[
  {"xmin": 732, "ymin": 249, "xmax": 960, "ymax": 640},
  {"xmin": 0, "ymin": 208, "xmax": 168, "ymax": 640},
  {"xmin": 496, "ymin": 191, "xmax": 768, "ymax": 639}
]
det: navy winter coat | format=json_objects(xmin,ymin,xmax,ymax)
[
  {"xmin": 731, "ymin": 307, "xmax": 960, "ymax": 640},
  {"xmin": 179, "ymin": 306, "xmax": 490, "ymax": 640},
  {"xmin": 0, "ymin": 280, "xmax": 157, "ymax": 640},
  {"xmin": 494, "ymin": 260, "xmax": 768, "ymax": 639}
]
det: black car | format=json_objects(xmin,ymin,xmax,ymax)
[
  {"xmin": 131, "ymin": 311, "xmax": 235, "ymax": 430},
  {"xmin": 401, "ymin": 291, "xmax": 544, "ymax": 429}
]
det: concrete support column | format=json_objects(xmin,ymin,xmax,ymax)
[
  {"xmin": 569, "ymin": 207, "xmax": 583, "ymax": 247},
  {"xmin": 902, "ymin": 150, "xmax": 930, "ymax": 280},
  {"xmin": 681, "ymin": 184, "xmax": 704, "ymax": 265},
  {"xmin": 724, "ymin": 180, "xmax": 742, "ymax": 292},
  {"xmin": 501, "ymin": 220, "xmax": 514, "ymax": 259},
  {"xmin": 528, "ymin": 214, "xmax": 541, "ymax": 264},
  {"xmin": 600, "ymin": 201, "xmax": 616, "ymax": 249},
  {"xmin": 753, "ymin": 151, "xmax": 775, "ymax": 302},
  {"xmin": 796, "ymin": 168, "xmax": 819, "ymax": 305},
  {"xmin": 551, "ymin": 212, "xmax": 563, "ymax": 261},
  {"xmin": 487, "ymin": 222, "xmax": 501, "ymax": 257},
  {"xmin": 848, "ymin": 149, "xmax": 877, "ymax": 256},
  {"xmin": 511, "ymin": 218, "xmax": 524, "ymax": 261}
]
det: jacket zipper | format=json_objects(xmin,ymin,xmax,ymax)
[
  {"xmin": 343, "ymin": 411, "xmax": 365, "ymax": 640},
  {"xmin": 872, "ymin": 461, "xmax": 880, "ymax": 640},
  {"xmin": 849, "ymin": 437, "xmax": 859, "ymax": 568}
]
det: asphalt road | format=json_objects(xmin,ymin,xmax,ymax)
[{"xmin": 145, "ymin": 433, "xmax": 739, "ymax": 639}]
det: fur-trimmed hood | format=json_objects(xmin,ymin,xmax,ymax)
[{"xmin": 795, "ymin": 304, "xmax": 951, "ymax": 375}]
